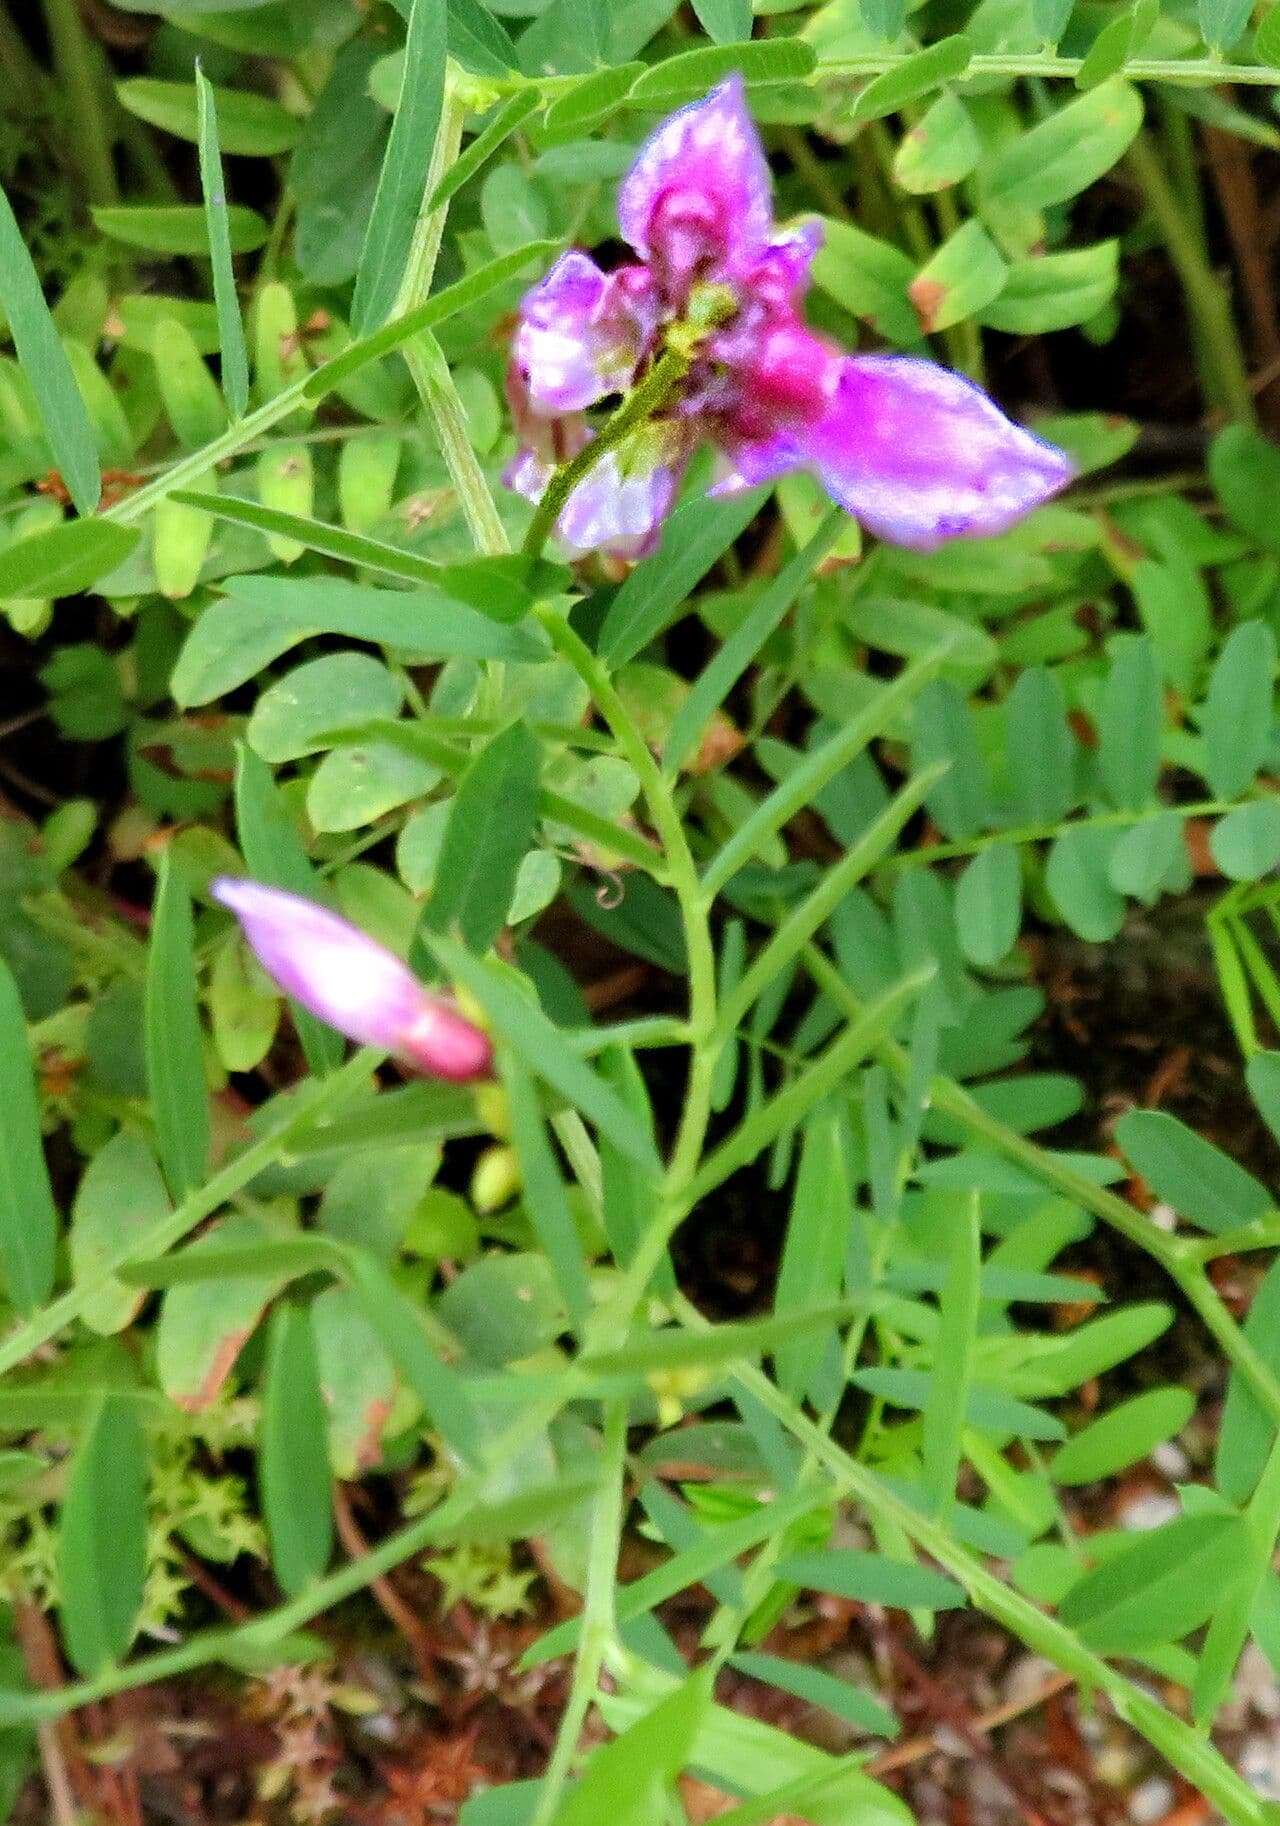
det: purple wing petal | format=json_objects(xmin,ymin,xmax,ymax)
[
  {"xmin": 741, "ymin": 220, "xmax": 825, "ymax": 313},
  {"xmin": 514, "ymin": 250, "xmax": 652, "ymax": 414},
  {"xmin": 211, "ymin": 878, "xmax": 492, "ymax": 1081},
  {"xmin": 617, "ymin": 76, "xmax": 774, "ymax": 284},
  {"xmin": 710, "ymin": 432, "xmax": 802, "ymax": 497},
  {"xmin": 804, "ymin": 356, "xmax": 1076, "ymax": 550},
  {"xmin": 557, "ymin": 424, "xmax": 691, "ymax": 560}
]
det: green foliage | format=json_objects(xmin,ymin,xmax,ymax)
[{"xmin": 6, "ymin": 5, "xmax": 1280, "ymax": 1823}]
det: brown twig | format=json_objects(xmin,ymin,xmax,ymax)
[
  {"xmin": 1202, "ymin": 119, "xmax": 1280, "ymax": 417},
  {"xmin": 869, "ymin": 1622, "xmax": 1063, "ymax": 1826},
  {"xmin": 14, "ymin": 1604, "xmax": 89, "ymax": 1826},
  {"xmin": 867, "ymin": 1668, "xmax": 1076, "ymax": 1776},
  {"xmin": 332, "ymin": 1483, "xmax": 439, "ymax": 1684},
  {"xmin": 178, "ymin": 1547, "xmax": 253, "ymax": 1624}
]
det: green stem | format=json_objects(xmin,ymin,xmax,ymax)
[
  {"xmin": 529, "ymin": 1400, "xmax": 629, "ymax": 1826},
  {"xmin": 42, "ymin": 0, "xmax": 118, "ymax": 208},
  {"xmin": 1184, "ymin": 1212, "xmax": 1280, "ymax": 1262},
  {"xmin": 403, "ymin": 334, "xmax": 509, "ymax": 556},
  {"xmin": 811, "ymin": 53, "xmax": 1280, "ymax": 87},
  {"xmin": 533, "ymin": 606, "xmax": 725, "ymax": 1333},
  {"xmin": 522, "ymin": 345, "xmax": 692, "ymax": 560},
  {"xmin": 566, "ymin": 1016, "xmax": 692, "ymax": 1055},
  {"xmin": 392, "ymin": 84, "xmax": 509, "ymax": 559},
  {"xmin": 801, "ymin": 944, "xmax": 1280, "ymax": 1428},
  {"xmin": 534, "ymin": 607, "xmax": 717, "ymax": 1049},
  {"xmin": 778, "ymin": 125, "xmax": 852, "ymax": 223},
  {"xmin": 493, "ymin": 56, "xmax": 1280, "ymax": 99},
  {"xmin": 0, "ymin": 1050, "xmax": 379, "ymax": 1380},
  {"xmin": 0, "ymin": 11, "xmax": 68, "ymax": 168},
  {"xmin": 1126, "ymin": 129, "xmax": 1254, "ymax": 425},
  {"xmin": 714, "ymin": 765, "xmax": 945, "ymax": 1040},
  {"xmin": 392, "ymin": 88, "xmax": 464, "ymax": 323},
  {"xmin": 931, "ymin": 181, "xmax": 985, "ymax": 383},
  {"xmin": 720, "ymin": 1348, "xmax": 1278, "ymax": 1826},
  {"xmin": 0, "ymin": 1391, "xmax": 567, "ymax": 1725},
  {"xmin": 701, "ymin": 641, "xmax": 954, "ymax": 902},
  {"xmin": 879, "ymin": 794, "xmax": 1248, "ymax": 876}
]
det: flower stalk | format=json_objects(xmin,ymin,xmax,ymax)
[{"xmin": 394, "ymin": 77, "xmax": 510, "ymax": 556}]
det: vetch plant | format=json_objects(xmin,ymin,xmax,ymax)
[
  {"xmin": 510, "ymin": 77, "xmax": 1075, "ymax": 559},
  {"xmin": 6, "ymin": 3, "xmax": 1280, "ymax": 1824}
]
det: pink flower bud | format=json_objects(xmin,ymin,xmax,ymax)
[{"xmin": 210, "ymin": 878, "xmax": 493, "ymax": 1082}]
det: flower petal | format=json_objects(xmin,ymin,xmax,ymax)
[
  {"xmin": 804, "ymin": 356, "xmax": 1075, "ymax": 550},
  {"xmin": 742, "ymin": 220, "xmax": 824, "ymax": 313},
  {"xmin": 515, "ymin": 250, "xmax": 651, "ymax": 413},
  {"xmin": 716, "ymin": 318, "xmax": 839, "ymax": 437},
  {"xmin": 550, "ymin": 423, "xmax": 690, "ymax": 559},
  {"xmin": 709, "ymin": 433, "xmax": 800, "ymax": 497},
  {"xmin": 617, "ymin": 76, "xmax": 774, "ymax": 282},
  {"xmin": 211, "ymin": 878, "xmax": 492, "ymax": 1081}
]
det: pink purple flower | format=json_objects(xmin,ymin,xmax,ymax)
[
  {"xmin": 211, "ymin": 878, "xmax": 493, "ymax": 1082},
  {"xmin": 504, "ymin": 76, "xmax": 1074, "ymax": 558}
]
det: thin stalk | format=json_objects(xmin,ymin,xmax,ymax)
[
  {"xmin": 714, "ymin": 765, "xmax": 945, "ymax": 1039},
  {"xmin": 403, "ymin": 334, "xmax": 509, "ymax": 556},
  {"xmin": 778, "ymin": 125, "xmax": 853, "ymax": 223},
  {"xmin": 566, "ymin": 1016, "xmax": 692, "ymax": 1055},
  {"xmin": 392, "ymin": 88, "xmax": 466, "ymax": 324},
  {"xmin": 528, "ymin": 1400, "xmax": 629, "ymax": 1826},
  {"xmin": 42, "ymin": 0, "xmax": 118, "ymax": 207},
  {"xmin": 1160, "ymin": 102, "xmax": 1225, "ymax": 415},
  {"xmin": 537, "ymin": 603, "xmax": 723, "ymax": 1333},
  {"xmin": 931, "ymin": 181, "xmax": 985, "ymax": 384},
  {"xmin": 811, "ymin": 53, "xmax": 1280, "ymax": 87},
  {"xmin": 0, "ymin": 12, "xmax": 67, "ymax": 167},
  {"xmin": 801, "ymin": 944, "xmax": 1280, "ymax": 1427},
  {"xmin": 701, "ymin": 641, "xmax": 954, "ymax": 901},
  {"xmin": 393, "ymin": 86, "xmax": 509, "ymax": 558},
  {"xmin": 683, "ymin": 968, "xmax": 932, "ymax": 1218},
  {"xmin": 720, "ymin": 1349, "xmax": 1278, "ymax": 1826},
  {"xmin": 0, "ymin": 1392, "xmax": 569, "ymax": 1725},
  {"xmin": 0, "ymin": 1050, "xmax": 379, "ymax": 1380},
  {"xmin": 1126, "ymin": 129, "xmax": 1254, "ymax": 425},
  {"xmin": 879, "ymin": 794, "xmax": 1250, "ymax": 876},
  {"xmin": 534, "ymin": 607, "xmax": 717, "ymax": 1049},
  {"xmin": 603, "ymin": 1044, "xmax": 721, "ymax": 1324},
  {"xmin": 522, "ymin": 344, "xmax": 692, "ymax": 560},
  {"xmin": 491, "ymin": 57, "xmax": 1280, "ymax": 98}
]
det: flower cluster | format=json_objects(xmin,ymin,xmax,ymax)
[
  {"xmin": 504, "ymin": 76, "xmax": 1073, "ymax": 559},
  {"xmin": 211, "ymin": 879, "xmax": 492, "ymax": 1082}
]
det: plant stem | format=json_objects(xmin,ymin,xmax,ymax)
[
  {"xmin": 801, "ymin": 944, "xmax": 1280, "ymax": 1427},
  {"xmin": 714, "ymin": 767, "xmax": 945, "ymax": 1039},
  {"xmin": 878, "ymin": 795, "xmax": 1249, "ymax": 876},
  {"xmin": 0, "ymin": 1050, "xmax": 380, "ymax": 1380},
  {"xmin": 534, "ymin": 607, "xmax": 718, "ymax": 1051},
  {"xmin": 104, "ymin": 255, "xmax": 540, "ymax": 527},
  {"xmin": 1126, "ymin": 129, "xmax": 1254, "ymax": 425},
  {"xmin": 528, "ymin": 1400, "xmax": 628, "ymax": 1826},
  {"xmin": 533, "ymin": 605, "xmax": 726, "ymax": 1331},
  {"xmin": 521, "ymin": 345, "xmax": 692, "ymax": 560},
  {"xmin": 42, "ymin": 0, "xmax": 118, "ymax": 208},
  {"xmin": 0, "ymin": 1391, "xmax": 568, "ymax": 1726},
  {"xmin": 720, "ymin": 1348, "xmax": 1278, "ymax": 1826},
  {"xmin": 403, "ymin": 334, "xmax": 510, "ymax": 555},
  {"xmin": 393, "ymin": 85, "xmax": 509, "ymax": 558}
]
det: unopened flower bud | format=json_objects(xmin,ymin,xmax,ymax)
[
  {"xmin": 470, "ymin": 1143, "xmax": 522, "ymax": 1214},
  {"xmin": 210, "ymin": 877, "xmax": 492, "ymax": 1082},
  {"xmin": 474, "ymin": 1083, "xmax": 512, "ymax": 1141}
]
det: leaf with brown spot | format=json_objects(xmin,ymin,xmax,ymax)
[
  {"xmin": 312, "ymin": 1283, "xmax": 399, "ymax": 1477},
  {"xmin": 907, "ymin": 275, "xmax": 948, "ymax": 334},
  {"xmin": 156, "ymin": 1213, "xmax": 301, "ymax": 1410}
]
